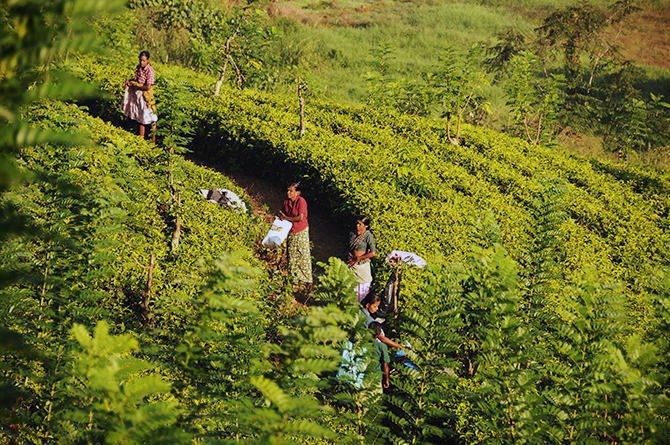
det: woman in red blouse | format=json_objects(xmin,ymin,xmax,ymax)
[{"xmin": 280, "ymin": 182, "xmax": 313, "ymax": 287}]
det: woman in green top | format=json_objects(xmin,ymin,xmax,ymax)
[{"xmin": 347, "ymin": 215, "xmax": 376, "ymax": 302}]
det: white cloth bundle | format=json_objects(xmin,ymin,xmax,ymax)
[
  {"xmin": 262, "ymin": 218, "xmax": 293, "ymax": 249},
  {"xmin": 385, "ymin": 250, "xmax": 427, "ymax": 268},
  {"xmin": 199, "ymin": 188, "xmax": 248, "ymax": 214}
]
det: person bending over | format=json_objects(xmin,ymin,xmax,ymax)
[{"xmin": 361, "ymin": 294, "xmax": 402, "ymax": 350}]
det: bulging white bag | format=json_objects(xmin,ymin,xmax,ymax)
[
  {"xmin": 262, "ymin": 218, "xmax": 293, "ymax": 249},
  {"xmin": 385, "ymin": 250, "xmax": 427, "ymax": 268}
]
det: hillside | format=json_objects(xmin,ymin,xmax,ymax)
[
  {"xmin": 3, "ymin": 2, "xmax": 670, "ymax": 443},
  {"xmin": 69, "ymin": 51, "xmax": 670, "ymax": 442},
  {"xmin": 77, "ymin": 53, "xmax": 670, "ymax": 324},
  {"xmin": 120, "ymin": 0, "xmax": 670, "ymax": 166},
  {"xmin": 260, "ymin": 0, "xmax": 670, "ymax": 167},
  {"xmin": 266, "ymin": 0, "xmax": 670, "ymax": 98}
]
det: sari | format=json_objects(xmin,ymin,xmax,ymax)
[{"xmin": 348, "ymin": 230, "xmax": 376, "ymax": 301}]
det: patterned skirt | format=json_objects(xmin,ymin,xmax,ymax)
[
  {"xmin": 287, "ymin": 228, "xmax": 312, "ymax": 283},
  {"xmin": 121, "ymin": 87, "xmax": 158, "ymax": 125}
]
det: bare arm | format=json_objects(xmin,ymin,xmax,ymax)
[
  {"xmin": 348, "ymin": 249, "xmax": 376, "ymax": 266},
  {"xmin": 279, "ymin": 210, "xmax": 304, "ymax": 223},
  {"xmin": 124, "ymin": 79, "xmax": 153, "ymax": 91},
  {"xmin": 382, "ymin": 362, "xmax": 390, "ymax": 388},
  {"xmin": 377, "ymin": 333, "xmax": 402, "ymax": 349}
]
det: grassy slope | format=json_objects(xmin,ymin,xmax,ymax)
[
  {"xmin": 267, "ymin": 0, "xmax": 612, "ymax": 101},
  {"xmin": 271, "ymin": 0, "xmax": 669, "ymax": 96},
  {"xmin": 266, "ymin": 0, "xmax": 670, "ymax": 164},
  {"xmin": 272, "ymin": 0, "xmax": 536, "ymax": 104}
]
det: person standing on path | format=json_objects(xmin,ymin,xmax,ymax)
[
  {"xmin": 280, "ymin": 181, "xmax": 313, "ymax": 288},
  {"xmin": 121, "ymin": 50, "xmax": 157, "ymax": 142},
  {"xmin": 348, "ymin": 215, "xmax": 376, "ymax": 302}
]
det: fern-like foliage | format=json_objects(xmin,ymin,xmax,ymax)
[
  {"xmin": 1, "ymin": 3, "xmax": 124, "ymax": 441},
  {"xmin": 57, "ymin": 320, "xmax": 189, "ymax": 444},
  {"xmin": 172, "ymin": 251, "xmax": 265, "ymax": 439},
  {"xmin": 541, "ymin": 270, "xmax": 662, "ymax": 443}
]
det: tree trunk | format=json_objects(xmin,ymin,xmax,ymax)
[
  {"xmin": 140, "ymin": 253, "xmax": 155, "ymax": 324},
  {"xmin": 446, "ymin": 114, "xmax": 452, "ymax": 142},
  {"xmin": 214, "ymin": 35, "xmax": 235, "ymax": 96},
  {"xmin": 171, "ymin": 216, "xmax": 182, "ymax": 253},
  {"xmin": 523, "ymin": 113, "xmax": 543, "ymax": 146},
  {"xmin": 587, "ymin": 28, "xmax": 621, "ymax": 94},
  {"xmin": 214, "ymin": 56, "xmax": 230, "ymax": 96},
  {"xmin": 534, "ymin": 113, "xmax": 543, "ymax": 145},
  {"xmin": 455, "ymin": 115, "xmax": 462, "ymax": 144},
  {"xmin": 43, "ymin": 346, "xmax": 64, "ymax": 439},
  {"xmin": 171, "ymin": 192, "xmax": 182, "ymax": 253},
  {"xmin": 38, "ymin": 251, "xmax": 52, "ymax": 321},
  {"xmin": 298, "ymin": 76, "xmax": 305, "ymax": 138},
  {"xmin": 523, "ymin": 115, "xmax": 533, "ymax": 143},
  {"xmin": 230, "ymin": 56, "xmax": 244, "ymax": 89},
  {"xmin": 446, "ymin": 112, "xmax": 458, "ymax": 144}
]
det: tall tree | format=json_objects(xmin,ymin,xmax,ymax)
[
  {"xmin": 429, "ymin": 46, "xmax": 490, "ymax": 145},
  {"xmin": 535, "ymin": 1, "xmax": 639, "ymax": 92},
  {"xmin": 505, "ymin": 51, "xmax": 562, "ymax": 146}
]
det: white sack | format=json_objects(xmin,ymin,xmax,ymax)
[
  {"xmin": 385, "ymin": 250, "xmax": 427, "ymax": 268},
  {"xmin": 262, "ymin": 218, "xmax": 293, "ymax": 249}
]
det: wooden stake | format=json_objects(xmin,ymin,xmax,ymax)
[
  {"xmin": 393, "ymin": 266, "xmax": 401, "ymax": 332},
  {"xmin": 171, "ymin": 192, "xmax": 182, "ymax": 253},
  {"xmin": 140, "ymin": 253, "xmax": 155, "ymax": 323},
  {"xmin": 298, "ymin": 76, "xmax": 305, "ymax": 138}
]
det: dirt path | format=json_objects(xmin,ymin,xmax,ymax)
[{"xmin": 218, "ymin": 171, "xmax": 350, "ymax": 265}]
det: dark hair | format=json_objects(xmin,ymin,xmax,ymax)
[
  {"xmin": 362, "ymin": 293, "xmax": 382, "ymax": 307},
  {"xmin": 356, "ymin": 215, "xmax": 372, "ymax": 229},
  {"xmin": 139, "ymin": 50, "xmax": 150, "ymax": 59},
  {"xmin": 287, "ymin": 181, "xmax": 302, "ymax": 192},
  {"xmin": 369, "ymin": 321, "xmax": 383, "ymax": 337}
]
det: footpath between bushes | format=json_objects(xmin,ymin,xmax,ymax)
[{"xmin": 187, "ymin": 157, "xmax": 350, "ymax": 265}]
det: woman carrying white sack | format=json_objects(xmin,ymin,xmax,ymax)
[
  {"xmin": 280, "ymin": 182, "xmax": 312, "ymax": 288},
  {"xmin": 347, "ymin": 215, "xmax": 377, "ymax": 302}
]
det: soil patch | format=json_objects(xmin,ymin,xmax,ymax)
[
  {"xmin": 616, "ymin": 6, "xmax": 670, "ymax": 70},
  {"xmin": 192, "ymin": 160, "xmax": 350, "ymax": 265},
  {"xmin": 226, "ymin": 171, "xmax": 349, "ymax": 264}
]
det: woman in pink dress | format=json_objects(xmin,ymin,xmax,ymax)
[{"xmin": 121, "ymin": 51, "xmax": 157, "ymax": 142}]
